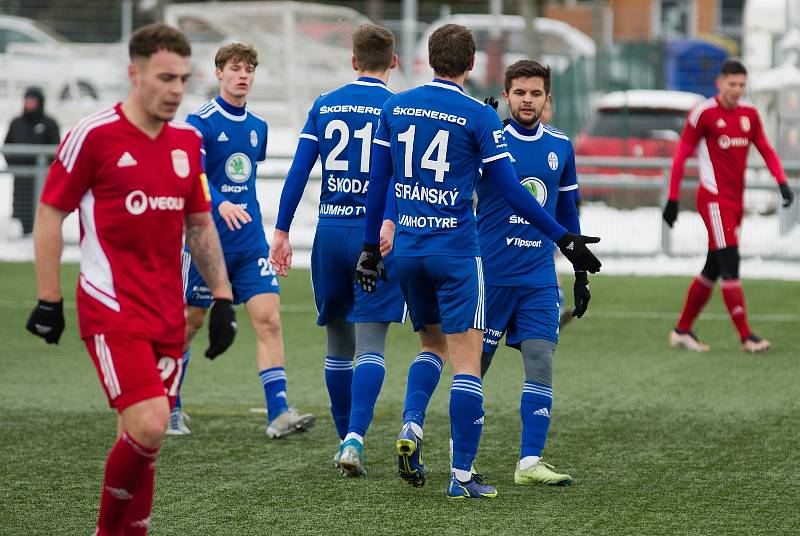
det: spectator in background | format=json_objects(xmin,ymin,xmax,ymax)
[{"xmin": 3, "ymin": 87, "xmax": 60, "ymax": 235}]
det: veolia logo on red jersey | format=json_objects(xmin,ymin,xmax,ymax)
[
  {"xmin": 125, "ymin": 190, "xmax": 185, "ymax": 216},
  {"xmin": 717, "ymin": 135, "xmax": 749, "ymax": 150}
]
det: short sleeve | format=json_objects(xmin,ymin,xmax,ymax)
[
  {"xmin": 39, "ymin": 128, "xmax": 95, "ymax": 212},
  {"xmin": 299, "ymin": 97, "xmax": 321, "ymax": 142},
  {"xmin": 373, "ymin": 104, "xmax": 391, "ymax": 147},
  {"xmin": 258, "ymin": 122, "xmax": 268, "ymax": 163},
  {"xmin": 474, "ymin": 105, "xmax": 511, "ymax": 164},
  {"xmin": 559, "ymin": 142, "xmax": 579, "ymax": 192},
  {"xmin": 185, "ymin": 135, "xmax": 212, "ymax": 214}
]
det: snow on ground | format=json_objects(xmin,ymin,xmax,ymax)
[{"xmin": 0, "ymin": 176, "xmax": 798, "ymax": 280}]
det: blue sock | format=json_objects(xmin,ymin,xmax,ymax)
[
  {"xmin": 174, "ymin": 349, "xmax": 191, "ymax": 411},
  {"xmin": 450, "ymin": 374, "xmax": 484, "ymax": 472},
  {"xmin": 259, "ymin": 367, "xmax": 289, "ymax": 421},
  {"xmin": 520, "ymin": 381, "xmax": 553, "ymax": 458},
  {"xmin": 347, "ymin": 353, "xmax": 385, "ymax": 437},
  {"xmin": 324, "ymin": 356, "xmax": 353, "ymax": 440},
  {"xmin": 402, "ymin": 352, "xmax": 443, "ymax": 427}
]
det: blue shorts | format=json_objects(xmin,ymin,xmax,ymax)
[
  {"xmin": 482, "ymin": 285, "xmax": 560, "ymax": 354},
  {"xmin": 183, "ymin": 243, "xmax": 279, "ymax": 307},
  {"xmin": 396, "ymin": 255, "xmax": 485, "ymax": 334},
  {"xmin": 311, "ymin": 225, "xmax": 406, "ymax": 326}
]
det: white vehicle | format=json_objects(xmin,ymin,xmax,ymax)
[
  {"xmin": 165, "ymin": 1, "xmax": 409, "ymax": 136},
  {"xmin": 0, "ymin": 15, "xmax": 126, "ymax": 104},
  {"xmin": 413, "ymin": 14, "xmax": 596, "ymax": 88}
]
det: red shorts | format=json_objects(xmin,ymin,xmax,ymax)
[
  {"xmin": 84, "ymin": 333, "xmax": 184, "ymax": 412},
  {"xmin": 698, "ymin": 201, "xmax": 742, "ymax": 251}
]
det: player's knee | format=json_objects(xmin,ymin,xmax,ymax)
[
  {"xmin": 701, "ymin": 251, "xmax": 721, "ymax": 281},
  {"xmin": 520, "ymin": 339, "xmax": 556, "ymax": 387},
  {"xmin": 716, "ymin": 246, "xmax": 740, "ymax": 280},
  {"xmin": 254, "ymin": 309, "xmax": 282, "ymax": 339},
  {"xmin": 125, "ymin": 403, "xmax": 169, "ymax": 448},
  {"xmin": 326, "ymin": 317, "xmax": 356, "ymax": 358}
]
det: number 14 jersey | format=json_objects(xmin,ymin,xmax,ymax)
[{"xmin": 373, "ymin": 79, "xmax": 510, "ymax": 257}]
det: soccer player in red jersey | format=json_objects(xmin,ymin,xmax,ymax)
[
  {"xmin": 25, "ymin": 23, "xmax": 237, "ymax": 535},
  {"xmin": 663, "ymin": 59, "xmax": 795, "ymax": 353}
]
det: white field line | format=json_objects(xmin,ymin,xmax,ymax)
[{"xmin": 2, "ymin": 300, "xmax": 799, "ymax": 322}]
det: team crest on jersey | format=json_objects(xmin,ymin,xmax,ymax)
[
  {"xmin": 250, "ymin": 130, "xmax": 258, "ymax": 147},
  {"xmin": 740, "ymin": 116, "xmax": 750, "ymax": 132},
  {"xmin": 225, "ymin": 152, "xmax": 252, "ymax": 183},
  {"xmin": 171, "ymin": 149, "xmax": 190, "ymax": 178},
  {"xmin": 547, "ymin": 151, "xmax": 559, "ymax": 170},
  {"xmin": 716, "ymin": 118, "xmax": 727, "ymax": 129},
  {"xmin": 521, "ymin": 177, "xmax": 547, "ymax": 207}
]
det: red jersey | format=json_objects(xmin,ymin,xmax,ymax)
[
  {"xmin": 668, "ymin": 96, "xmax": 786, "ymax": 208},
  {"xmin": 41, "ymin": 103, "xmax": 211, "ymax": 344}
]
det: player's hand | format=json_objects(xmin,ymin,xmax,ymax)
[
  {"xmin": 26, "ymin": 299, "xmax": 65, "ymax": 344},
  {"xmin": 379, "ymin": 219, "xmax": 395, "ymax": 257},
  {"xmin": 355, "ymin": 243, "xmax": 387, "ymax": 293},
  {"xmin": 484, "ymin": 96, "xmax": 499, "ymax": 110},
  {"xmin": 270, "ymin": 230, "xmax": 292, "ymax": 276},
  {"xmin": 218, "ymin": 201, "xmax": 252, "ymax": 231},
  {"xmin": 779, "ymin": 183, "xmax": 795, "ymax": 208},
  {"xmin": 205, "ymin": 298, "xmax": 237, "ymax": 359},
  {"xmin": 557, "ymin": 233, "xmax": 601, "ymax": 274},
  {"xmin": 572, "ymin": 271, "xmax": 591, "ymax": 318},
  {"xmin": 662, "ymin": 200, "xmax": 679, "ymax": 228}
]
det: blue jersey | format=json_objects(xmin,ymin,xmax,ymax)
[
  {"xmin": 477, "ymin": 120, "xmax": 578, "ymax": 287},
  {"xmin": 186, "ymin": 96, "xmax": 268, "ymax": 252},
  {"xmin": 301, "ymin": 77, "xmax": 393, "ymax": 227},
  {"xmin": 373, "ymin": 80, "xmax": 510, "ymax": 257}
]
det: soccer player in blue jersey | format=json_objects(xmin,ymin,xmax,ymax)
[
  {"xmin": 355, "ymin": 25, "xmax": 601, "ymax": 499},
  {"xmin": 174, "ymin": 43, "xmax": 315, "ymax": 437},
  {"xmin": 270, "ymin": 25, "xmax": 406, "ymax": 476},
  {"xmin": 477, "ymin": 60, "xmax": 590, "ymax": 486}
]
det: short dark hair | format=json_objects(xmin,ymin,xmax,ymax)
[
  {"xmin": 428, "ymin": 24, "xmax": 475, "ymax": 78},
  {"xmin": 720, "ymin": 59, "xmax": 747, "ymax": 76},
  {"xmin": 504, "ymin": 60, "xmax": 552, "ymax": 94},
  {"xmin": 352, "ymin": 24, "xmax": 395, "ymax": 72},
  {"xmin": 215, "ymin": 43, "xmax": 259, "ymax": 70},
  {"xmin": 129, "ymin": 22, "xmax": 191, "ymax": 60}
]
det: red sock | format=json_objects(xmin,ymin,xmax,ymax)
[
  {"xmin": 121, "ymin": 456, "xmax": 157, "ymax": 535},
  {"xmin": 96, "ymin": 433, "xmax": 159, "ymax": 536},
  {"xmin": 721, "ymin": 279, "xmax": 752, "ymax": 341},
  {"xmin": 677, "ymin": 274, "xmax": 715, "ymax": 332}
]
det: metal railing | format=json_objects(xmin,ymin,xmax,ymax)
[{"xmin": 2, "ymin": 144, "xmax": 798, "ymax": 261}]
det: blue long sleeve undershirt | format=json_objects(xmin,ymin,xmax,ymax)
[
  {"xmin": 364, "ymin": 143, "xmax": 393, "ymax": 244},
  {"xmin": 276, "ymin": 137, "xmax": 319, "ymax": 232},
  {"xmin": 555, "ymin": 189, "xmax": 581, "ymax": 235}
]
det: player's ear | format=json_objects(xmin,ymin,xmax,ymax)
[
  {"xmin": 128, "ymin": 61, "xmax": 138, "ymax": 85},
  {"xmin": 467, "ymin": 56, "xmax": 475, "ymax": 72},
  {"xmin": 215, "ymin": 67, "xmax": 223, "ymax": 82},
  {"xmin": 390, "ymin": 54, "xmax": 398, "ymax": 70},
  {"xmin": 501, "ymin": 90, "xmax": 510, "ymax": 106},
  {"xmin": 352, "ymin": 55, "xmax": 359, "ymax": 72}
]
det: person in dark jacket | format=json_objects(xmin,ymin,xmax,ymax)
[{"xmin": 4, "ymin": 87, "xmax": 60, "ymax": 235}]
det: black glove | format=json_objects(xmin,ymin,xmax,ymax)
[
  {"xmin": 557, "ymin": 233, "xmax": 601, "ymax": 274},
  {"xmin": 26, "ymin": 299, "xmax": 65, "ymax": 344},
  {"xmin": 484, "ymin": 96, "xmax": 499, "ymax": 110},
  {"xmin": 662, "ymin": 199, "xmax": 679, "ymax": 227},
  {"xmin": 354, "ymin": 243, "xmax": 386, "ymax": 293},
  {"xmin": 572, "ymin": 271, "xmax": 591, "ymax": 318},
  {"xmin": 205, "ymin": 298, "xmax": 236, "ymax": 359},
  {"xmin": 779, "ymin": 183, "xmax": 795, "ymax": 208}
]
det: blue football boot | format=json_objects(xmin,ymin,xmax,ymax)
[
  {"xmin": 395, "ymin": 423, "xmax": 425, "ymax": 487},
  {"xmin": 447, "ymin": 472, "xmax": 498, "ymax": 499}
]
